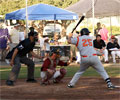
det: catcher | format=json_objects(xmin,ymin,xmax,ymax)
[{"xmin": 40, "ymin": 48, "xmax": 70, "ymax": 85}]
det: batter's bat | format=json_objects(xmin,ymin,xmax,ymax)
[{"xmin": 71, "ymin": 13, "xmax": 86, "ymax": 33}]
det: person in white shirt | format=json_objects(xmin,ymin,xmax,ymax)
[
  {"xmin": 9, "ymin": 24, "xmax": 20, "ymax": 50},
  {"xmin": 107, "ymin": 36, "xmax": 120, "ymax": 63},
  {"xmin": 44, "ymin": 37, "xmax": 50, "ymax": 59},
  {"xmin": 19, "ymin": 25, "xmax": 25, "ymax": 41},
  {"xmin": 39, "ymin": 34, "xmax": 45, "ymax": 59},
  {"xmin": 19, "ymin": 32, "xmax": 25, "ymax": 41}
]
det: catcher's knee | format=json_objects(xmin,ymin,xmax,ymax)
[
  {"xmin": 47, "ymin": 71, "xmax": 54, "ymax": 77},
  {"xmin": 60, "ymin": 68, "xmax": 67, "ymax": 75}
]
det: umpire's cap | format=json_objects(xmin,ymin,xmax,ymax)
[
  {"xmin": 28, "ymin": 31, "xmax": 38, "ymax": 37},
  {"xmin": 29, "ymin": 27, "xmax": 34, "ymax": 32},
  {"xmin": 80, "ymin": 28, "xmax": 91, "ymax": 36}
]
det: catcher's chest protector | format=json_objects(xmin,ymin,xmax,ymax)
[{"xmin": 47, "ymin": 57, "xmax": 59, "ymax": 69}]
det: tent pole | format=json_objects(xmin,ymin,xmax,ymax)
[
  {"xmin": 54, "ymin": 20, "xmax": 56, "ymax": 33},
  {"xmin": 110, "ymin": 17, "xmax": 112, "ymax": 36},
  {"xmin": 87, "ymin": 18, "xmax": 89, "ymax": 28},
  {"xmin": 54, "ymin": 14, "xmax": 56, "ymax": 34},
  {"xmin": 92, "ymin": 0, "xmax": 95, "ymax": 35},
  {"xmin": 26, "ymin": 0, "xmax": 28, "ymax": 35}
]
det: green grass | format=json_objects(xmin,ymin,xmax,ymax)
[
  {"xmin": 0, "ymin": 65, "xmax": 120, "ymax": 80},
  {"xmin": 66, "ymin": 65, "xmax": 120, "ymax": 77}
]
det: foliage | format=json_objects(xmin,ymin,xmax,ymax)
[
  {"xmin": 0, "ymin": 0, "xmax": 79, "ymax": 15},
  {"xmin": 107, "ymin": 26, "xmax": 120, "ymax": 36},
  {"xmin": 0, "ymin": 0, "xmax": 79, "ymax": 35},
  {"xmin": 80, "ymin": 25, "xmax": 120, "ymax": 36}
]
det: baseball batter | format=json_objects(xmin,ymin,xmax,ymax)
[{"xmin": 67, "ymin": 28, "xmax": 115, "ymax": 89}]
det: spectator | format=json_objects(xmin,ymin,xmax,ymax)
[
  {"xmin": 94, "ymin": 22, "xmax": 102, "ymax": 36},
  {"xmin": 73, "ymin": 31, "xmax": 81, "ymax": 64},
  {"xmin": 50, "ymin": 32, "xmax": 60, "ymax": 45},
  {"xmin": 44, "ymin": 37, "xmax": 50, "ymax": 59},
  {"xmin": 116, "ymin": 35, "xmax": 120, "ymax": 45},
  {"xmin": 99, "ymin": 24, "xmax": 109, "ymax": 42},
  {"xmin": 9, "ymin": 24, "xmax": 20, "ymax": 50},
  {"xmin": 68, "ymin": 31, "xmax": 79, "ymax": 63},
  {"xmin": 19, "ymin": 25, "xmax": 25, "ymax": 41},
  {"xmin": 58, "ymin": 33, "xmax": 67, "ymax": 45},
  {"xmin": 107, "ymin": 35, "xmax": 120, "ymax": 63},
  {"xmin": 93, "ymin": 35, "xmax": 109, "ymax": 63},
  {"xmin": 0, "ymin": 22, "xmax": 11, "ymax": 61},
  {"xmin": 93, "ymin": 35, "xmax": 108, "ymax": 63},
  {"xmin": 39, "ymin": 34, "xmax": 45, "ymax": 59}
]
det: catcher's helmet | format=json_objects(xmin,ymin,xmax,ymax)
[
  {"xmin": 80, "ymin": 28, "xmax": 91, "ymax": 36},
  {"xmin": 50, "ymin": 48, "xmax": 60, "ymax": 56}
]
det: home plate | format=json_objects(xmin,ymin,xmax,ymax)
[{"xmin": 115, "ymin": 86, "xmax": 120, "ymax": 88}]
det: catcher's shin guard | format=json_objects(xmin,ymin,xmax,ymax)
[
  {"xmin": 41, "ymin": 71, "xmax": 54, "ymax": 84},
  {"xmin": 54, "ymin": 68, "xmax": 67, "ymax": 83}
]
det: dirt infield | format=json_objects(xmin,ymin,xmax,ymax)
[{"xmin": 0, "ymin": 77, "xmax": 120, "ymax": 100}]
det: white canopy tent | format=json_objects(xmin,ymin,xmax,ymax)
[
  {"xmin": 66, "ymin": 0, "xmax": 120, "ymax": 35},
  {"xmin": 66, "ymin": 0, "xmax": 120, "ymax": 17}
]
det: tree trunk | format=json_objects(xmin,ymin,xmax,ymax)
[{"xmin": 29, "ymin": 20, "xmax": 72, "ymax": 37}]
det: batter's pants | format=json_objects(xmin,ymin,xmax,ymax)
[
  {"xmin": 8, "ymin": 55, "xmax": 35, "ymax": 81},
  {"xmin": 69, "ymin": 56, "xmax": 109, "ymax": 86}
]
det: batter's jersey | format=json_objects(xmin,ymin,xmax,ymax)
[{"xmin": 71, "ymin": 35, "xmax": 96, "ymax": 56}]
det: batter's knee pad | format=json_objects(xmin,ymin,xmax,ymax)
[{"xmin": 60, "ymin": 68, "xmax": 67, "ymax": 76}]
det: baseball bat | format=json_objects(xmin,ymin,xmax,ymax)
[{"xmin": 72, "ymin": 14, "xmax": 85, "ymax": 33}]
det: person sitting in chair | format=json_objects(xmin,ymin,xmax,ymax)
[
  {"xmin": 107, "ymin": 35, "xmax": 120, "ymax": 63},
  {"xmin": 93, "ymin": 35, "xmax": 109, "ymax": 63}
]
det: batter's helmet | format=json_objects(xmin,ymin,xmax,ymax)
[{"xmin": 80, "ymin": 28, "xmax": 91, "ymax": 36}]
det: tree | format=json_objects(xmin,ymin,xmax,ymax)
[
  {"xmin": 0, "ymin": 0, "xmax": 79, "ymax": 36},
  {"xmin": 0, "ymin": 0, "xmax": 80, "ymax": 15}
]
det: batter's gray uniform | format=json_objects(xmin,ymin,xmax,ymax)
[{"xmin": 69, "ymin": 35, "xmax": 109, "ymax": 86}]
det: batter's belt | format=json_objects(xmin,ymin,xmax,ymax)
[{"xmin": 82, "ymin": 54, "xmax": 97, "ymax": 57}]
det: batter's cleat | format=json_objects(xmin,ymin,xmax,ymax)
[
  {"xmin": 26, "ymin": 79, "xmax": 37, "ymax": 83},
  {"xmin": 107, "ymin": 83, "xmax": 116, "ymax": 89},
  {"xmin": 67, "ymin": 84, "xmax": 74, "ymax": 88},
  {"xmin": 6, "ymin": 80, "xmax": 14, "ymax": 86}
]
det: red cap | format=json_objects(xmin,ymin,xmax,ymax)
[{"xmin": 111, "ymin": 35, "xmax": 115, "ymax": 39}]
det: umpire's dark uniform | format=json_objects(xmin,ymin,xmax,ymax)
[{"xmin": 6, "ymin": 32, "xmax": 38, "ymax": 86}]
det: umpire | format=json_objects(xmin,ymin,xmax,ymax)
[{"xmin": 6, "ymin": 31, "xmax": 41, "ymax": 86}]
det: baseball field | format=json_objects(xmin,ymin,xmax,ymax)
[{"xmin": 0, "ymin": 63, "xmax": 120, "ymax": 100}]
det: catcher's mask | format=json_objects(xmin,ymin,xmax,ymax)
[
  {"xmin": 50, "ymin": 48, "xmax": 60, "ymax": 56},
  {"xmin": 80, "ymin": 28, "xmax": 91, "ymax": 36}
]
